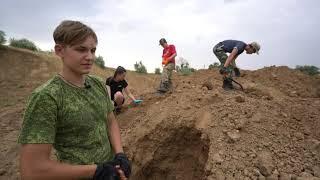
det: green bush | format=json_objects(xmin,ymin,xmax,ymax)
[
  {"xmin": 0, "ymin": 30, "xmax": 6, "ymax": 44},
  {"xmin": 177, "ymin": 62, "xmax": 194, "ymax": 76},
  {"xmin": 95, "ymin": 55, "xmax": 105, "ymax": 68},
  {"xmin": 209, "ymin": 62, "xmax": 220, "ymax": 69},
  {"xmin": 134, "ymin": 61, "xmax": 147, "ymax": 74},
  {"xmin": 155, "ymin": 68, "xmax": 161, "ymax": 74},
  {"xmin": 295, "ymin": 65, "xmax": 319, "ymax": 76},
  {"xmin": 9, "ymin": 38, "xmax": 39, "ymax": 51},
  {"xmin": 180, "ymin": 67, "xmax": 192, "ymax": 76}
]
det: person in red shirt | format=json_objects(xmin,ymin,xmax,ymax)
[{"xmin": 158, "ymin": 38, "xmax": 177, "ymax": 93}]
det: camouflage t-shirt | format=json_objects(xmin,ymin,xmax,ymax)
[{"xmin": 18, "ymin": 75, "xmax": 115, "ymax": 165}]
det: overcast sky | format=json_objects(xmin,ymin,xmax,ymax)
[{"xmin": 1, "ymin": 0, "xmax": 319, "ymax": 72}]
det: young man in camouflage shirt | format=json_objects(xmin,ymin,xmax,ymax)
[{"xmin": 18, "ymin": 20, "xmax": 130, "ymax": 180}]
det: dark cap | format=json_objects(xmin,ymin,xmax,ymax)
[{"xmin": 159, "ymin": 38, "xmax": 167, "ymax": 45}]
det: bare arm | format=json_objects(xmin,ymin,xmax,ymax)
[
  {"xmin": 107, "ymin": 112, "xmax": 124, "ymax": 154},
  {"xmin": 224, "ymin": 48, "xmax": 238, "ymax": 68},
  {"xmin": 20, "ymin": 144, "xmax": 96, "ymax": 180},
  {"xmin": 124, "ymin": 87, "xmax": 136, "ymax": 101},
  {"xmin": 167, "ymin": 53, "xmax": 177, "ymax": 61},
  {"xmin": 106, "ymin": 85, "xmax": 111, "ymax": 100}
]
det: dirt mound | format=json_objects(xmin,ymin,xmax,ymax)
[
  {"xmin": 118, "ymin": 67, "xmax": 320, "ymax": 179},
  {"xmin": 243, "ymin": 66, "xmax": 320, "ymax": 98},
  {"xmin": 1, "ymin": 45, "xmax": 320, "ymax": 179}
]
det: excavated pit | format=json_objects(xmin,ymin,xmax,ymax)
[{"xmin": 131, "ymin": 127, "xmax": 209, "ymax": 180}]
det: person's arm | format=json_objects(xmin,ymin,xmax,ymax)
[
  {"xmin": 107, "ymin": 112, "xmax": 124, "ymax": 154},
  {"xmin": 20, "ymin": 144, "xmax": 96, "ymax": 180},
  {"xmin": 167, "ymin": 53, "xmax": 177, "ymax": 61},
  {"xmin": 224, "ymin": 48, "xmax": 238, "ymax": 68},
  {"xmin": 106, "ymin": 111, "xmax": 131, "ymax": 179},
  {"xmin": 124, "ymin": 87, "xmax": 136, "ymax": 101},
  {"xmin": 106, "ymin": 85, "xmax": 112, "ymax": 100}
]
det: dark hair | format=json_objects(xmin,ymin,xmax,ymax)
[
  {"xmin": 113, "ymin": 66, "xmax": 126, "ymax": 78},
  {"xmin": 159, "ymin": 38, "xmax": 167, "ymax": 45}
]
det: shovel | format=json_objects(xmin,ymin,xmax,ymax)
[
  {"xmin": 133, "ymin": 99, "xmax": 143, "ymax": 104},
  {"xmin": 230, "ymin": 78, "xmax": 244, "ymax": 91}
]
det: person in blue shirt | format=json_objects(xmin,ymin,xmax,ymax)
[{"xmin": 213, "ymin": 40, "xmax": 260, "ymax": 90}]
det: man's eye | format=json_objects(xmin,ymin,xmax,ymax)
[
  {"xmin": 91, "ymin": 49, "xmax": 96, "ymax": 53},
  {"xmin": 77, "ymin": 48, "xmax": 87, "ymax": 52}
]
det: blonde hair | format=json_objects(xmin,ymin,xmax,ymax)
[{"xmin": 53, "ymin": 20, "xmax": 97, "ymax": 46}]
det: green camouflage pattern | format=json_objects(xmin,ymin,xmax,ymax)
[
  {"xmin": 161, "ymin": 62, "xmax": 175, "ymax": 83},
  {"xmin": 213, "ymin": 44, "xmax": 237, "ymax": 76},
  {"xmin": 18, "ymin": 75, "xmax": 115, "ymax": 165}
]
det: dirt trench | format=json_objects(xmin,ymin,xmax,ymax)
[{"xmin": 131, "ymin": 126, "xmax": 209, "ymax": 180}]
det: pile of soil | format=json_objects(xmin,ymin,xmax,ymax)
[{"xmin": 117, "ymin": 68, "xmax": 320, "ymax": 180}]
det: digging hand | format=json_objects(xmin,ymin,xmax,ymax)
[{"xmin": 219, "ymin": 67, "xmax": 228, "ymax": 75}]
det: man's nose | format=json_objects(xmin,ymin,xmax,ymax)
[{"xmin": 85, "ymin": 51, "xmax": 94, "ymax": 60}]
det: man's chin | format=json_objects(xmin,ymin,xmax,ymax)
[
  {"xmin": 80, "ymin": 69, "xmax": 91, "ymax": 75},
  {"xmin": 82, "ymin": 72, "xmax": 90, "ymax": 75}
]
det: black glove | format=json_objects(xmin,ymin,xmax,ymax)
[
  {"xmin": 234, "ymin": 67, "xmax": 240, "ymax": 77},
  {"xmin": 219, "ymin": 67, "xmax": 227, "ymax": 75},
  {"xmin": 113, "ymin": 153, "xmax": 131, "ymax": 178},
  {"xmin": 94, "ymin": 161, "xmax": 119, "ymax": 180}
]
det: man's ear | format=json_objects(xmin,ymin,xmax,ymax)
[{"xmin": 54, "ymin": 44, "xmax": 64, "ymax": 58}]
